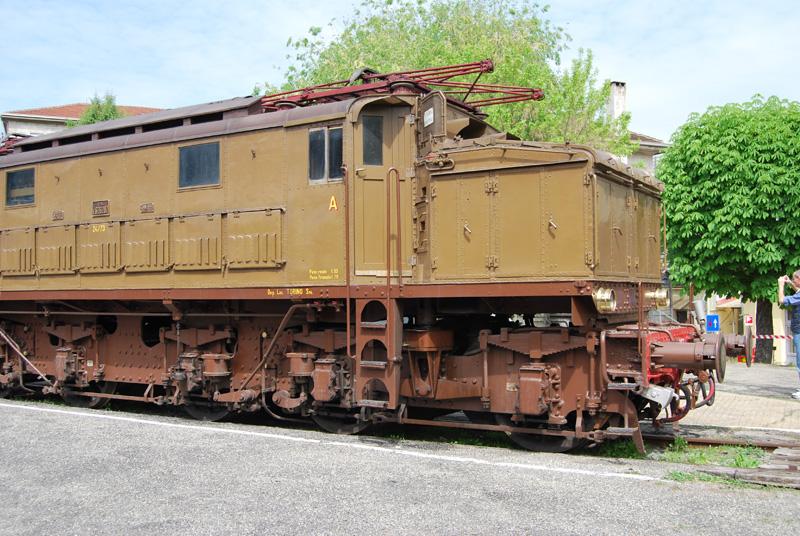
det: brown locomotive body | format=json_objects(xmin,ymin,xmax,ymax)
[{"xmin": 0, "ymin": 63, "xmax": 746, "ymax": 451}]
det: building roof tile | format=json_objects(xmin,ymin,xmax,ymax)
[
  {"xmin": 0, "ymin": 135, "xmax": 27, "ymax": 156},
  {"xmin": 631, "ymin": 131, "xmax": 668, "ymax": 146},
  {"xmin": 7, "ymin": 104, "xmax": 162, "ymax": 119}
]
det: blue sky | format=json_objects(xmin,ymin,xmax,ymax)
[{"xmin": 1, "ymin": 0, "xmax": 798, "ymax": 142}]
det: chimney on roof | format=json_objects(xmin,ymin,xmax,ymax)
[{"xmin": 608, "ymin": 81, "xmax": 626, "ymax": 120}]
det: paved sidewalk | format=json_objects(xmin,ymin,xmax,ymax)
[
  {"xmin": 680, "ymin": 390, "xmax": 800, "ymax": 430},
  {"xmin": 647, "ymin": 361, "xmax": 800, "ymax": 444},
  {"xmin": 715, "ymin": 361, "xmax": 799, "ymax": 400}
]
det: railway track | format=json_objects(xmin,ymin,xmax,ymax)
[
  {"xmin": 642, "ymin": 433, "xmax": 797, "ymax": 452},
  {"xmin": 426, "ymin": 412, "xmax": 800, "ymax": 487},
  {"xmin": 641, "ymin": 430, "xmax": 800, "ymax": 488},
  {"xmin": 696, "ymin": 447, "xmax": 800, "ymax": 489}
]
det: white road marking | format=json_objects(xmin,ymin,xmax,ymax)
[{"xmin": 1, "ymin": 401, "xmax": 662, "ymax": 482}]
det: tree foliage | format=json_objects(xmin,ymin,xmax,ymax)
[
  {"xmin": 67, "ymin": 92, "xmax": 125, "ymax": 127},
  {"xmin": 659, "ymin": 95, "xmax": 800, "ymax": 303},
  {"xmin": 264, "ymin": 0, "xmax": 637, "ymax": 156}
]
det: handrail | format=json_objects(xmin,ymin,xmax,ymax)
[
  {"xmin": 342, "ymin": 164, "xmax": 353, "ymax": 357},
  {"xmin": 599, "ymin": 331, "xmax": 612, "ymax": 385},
  {"xmin": 639, "ymin": 281, "xmax": 649, "ymax": 381},
  {"xmin": 386, "ymin": 167, "xmax": 403, "ymax": 298},
  {"xmin": 393, "ymin": 167, "xmax": 403, "ymax": 289}
]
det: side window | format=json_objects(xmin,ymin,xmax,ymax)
[
  {"xmin": 6, "ymin": 168, "xmax": 35, "ymax": 206},
  {"xmin": 308, "ymin": 126, "xmax": 343, "ymax": 183},
  {"xmin": 362, "ymin": 116, "xmax": 383, "ymax": 166},
  {"xmin": 179, "ymin": 142, "xmax": 220, "ymax": 188},
  {"xmin": 328, "ymin": 127, "xmax": 343, "ymax": 179}
]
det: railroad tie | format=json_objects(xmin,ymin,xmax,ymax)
[{"xmin": 700, "ymin": 447, "xmax": 800, "ymax": 488}]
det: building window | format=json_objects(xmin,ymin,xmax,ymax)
[
  {"xmin": 6, "ymin": 168, "xmax": 35, "ymax": 206},
  {"xmin": 362, "ymin": 116, "xmax": 383, "ymax": 166},
  {"xmin": 179, "ymin": 142, "xmax": 220, "ymax": 188},
  {"xmin": 309, "ymin": 126, "xmax": 343, "ymax": 183}
]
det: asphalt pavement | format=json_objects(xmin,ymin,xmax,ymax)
[
  {"xmin": 1, "ymin": 399, "xmax": 799, "ymax": 536},
  {"xmin": 1, "ymin": 361, "xmax": 799, "ymax": 535}
]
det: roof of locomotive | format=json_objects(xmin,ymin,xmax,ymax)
[
  {"xmin": 433, "ymin": 136, "xmax": 663, "ymax": 192},
  {"xmin": 2, "ymin": 61, "xmax": 546, "ymax": 169},
  {"xmin": 2, "ymin": 85, "xmax": 659, "ymax": 193},
  {"xmin": 8, "ymin": 95, "xmax": 264, "ymax": 151},
  {"xmin": 0, "ymin": 96, "xmax": 356, "ymax": 169}
]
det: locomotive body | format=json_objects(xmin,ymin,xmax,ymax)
[{"xmin": 0, "ymin": 63, "xmax": 743, "ymax": 450}]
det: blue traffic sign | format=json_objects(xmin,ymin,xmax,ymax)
[{"xmin": 707, "ymin": 314, "xmax": 720, "ymax": 332}]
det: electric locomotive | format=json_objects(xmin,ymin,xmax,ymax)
[{"xmin": 0, "ymin": 61, "xmax": 749, "ymax": 451}]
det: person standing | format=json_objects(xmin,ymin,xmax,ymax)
[{"xmin": 778, "ymin": 271, "xmax": 800, "ymax": 399}]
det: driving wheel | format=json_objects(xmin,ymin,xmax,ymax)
[{"xmin": 61, "ymin": 381, "xmax": 117, "ymax": 409}]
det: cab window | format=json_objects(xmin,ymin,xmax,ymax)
[
  {"xmin": 179, "ymin": 142, "xmax": 220, "ymax": 188},
  {"xmin": 362, "ymin": 116, "xmax": 383, "ymax": 166},
  {"xmin": 6, "ymin": 168, "xmax": 35, "ymax": 206},
  {"xmin": 309, "ymin": 126, "xmax": 343, "ymax": 183}
]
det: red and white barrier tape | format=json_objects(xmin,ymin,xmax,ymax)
[{"xmin": 754, "ymin": 334, "xmax": 794, "ymax": 339}]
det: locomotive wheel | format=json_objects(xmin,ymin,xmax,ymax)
[
  {"xmin": 495, "ymin": 412, "xmax": 592, "ymax": 453},
  {"xmin": 183, "ymin": 401, "xmax": 232, "ymax": 422},
  {"xmin": 61, "ymin": 381, "xmax": 117, "ymax": 409},
  {"xmin": 463, "ymin": 410, "xmax": 497, "ymax": 425},
  {"xmin": 312, "ymin": 410, "xmax": 371, "ymax": 435}
]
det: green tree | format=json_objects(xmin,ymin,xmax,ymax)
[
  {"xmin": 658, "ymin": 95, "xmax": 800, "ymax": 363},
  {"xmin": 67, "ymin": 92, "xmax": 125, "ymax": 127},
  {"xmin": 264, "ymin": 0, "xmax": 637, "ymax": 156}
]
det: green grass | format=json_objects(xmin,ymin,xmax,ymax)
[
  {"xmin": 582, "ymin": 436, "xmax": 767, "ymax": 469},
  {"xmin": 590, "ymin": 438, "xmax": 647, "ymax": 459},
  {"xmin": 660, "ymin": 437, "xmax": 766, "ymax": 468},
  {"xmin": 664, "ymin": 470, "xmax": 754, "ymax": 487},
  {"xmin": 17, "ymin": 393, "xmax": 68, "ymax": 406}
]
